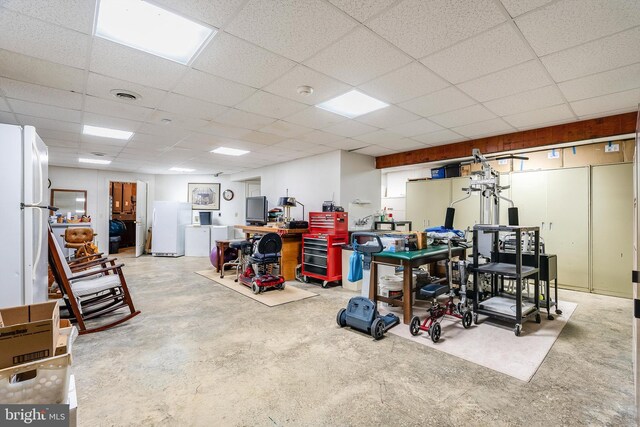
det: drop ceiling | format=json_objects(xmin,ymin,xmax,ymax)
[{"xmin": 0, "ymin": 0, "xmax": 638, "ymax": 175}]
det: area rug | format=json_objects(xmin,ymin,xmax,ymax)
[
  {"xmin": 195, "ymin": 269, "xmax": 318, "ymax": 307},
  {"xmin": 381, "ymin": 301, "xmax": 577, "ymax": 382}
]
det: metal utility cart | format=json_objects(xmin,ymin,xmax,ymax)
[{"xmin": 471, "ymin": 224, "xmax": 541, "ymax": 336}]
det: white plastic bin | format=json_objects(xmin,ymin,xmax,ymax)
[
  {"xmin": 380, "ymin": 275, "xmax": 403, "ymax": 307},
  {"xmin": 0, "ymin": 353, "xmax": 72, "ymax": 404}
]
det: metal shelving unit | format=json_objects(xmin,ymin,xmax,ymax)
[{"xmin": 471, "ymin": 225, "xmax": 541, "ymax": 336}]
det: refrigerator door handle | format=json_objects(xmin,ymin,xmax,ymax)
[{"xmin": 21, "ymin": 203, "xmax": 58, "ymax": 210}]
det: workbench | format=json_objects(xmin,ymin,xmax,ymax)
[
  {"xmin": 234, "ymin": 225, "xmax": 308, "ymax": 281},
  {"xmin": 370, "ymin": 245, "xmax": 466, "ymax": 324}
]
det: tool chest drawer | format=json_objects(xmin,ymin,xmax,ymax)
[{"xmin": 308, "ymin": 212, "xmax": 348, "ymax": 235}]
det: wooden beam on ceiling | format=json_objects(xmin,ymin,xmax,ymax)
[{"xmin": 375, "ymin": 111, "xmax": 638, "ymax": 169}]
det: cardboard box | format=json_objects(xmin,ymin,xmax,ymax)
[
  {"xmin": 514, "ymin": 149, "xmax": 563, "ymax": 171},
  {"xmin": 624, "ymin": 139, "xmax": 635, "ymax": 163},
  {"xmin": 461, "ymin": 164, "xmax": 471, "ymax": 176},
  {"xmin": 382, "ymin": 231, "xmax": 428, "ymax": 249},
  {"xmin": 0, "ymin": 301, "xmax": 60, "ymax": 369},
  {"xmin": 55, "ymin": 319, "xmax": 73, "ymax": 356},
  {"xmin": 470, "ymin": 159, "xmax": 512, "ymax": 173},
  {"xmin": 563, "ymin": 142, "xmax": 625, "ymax": 168}
]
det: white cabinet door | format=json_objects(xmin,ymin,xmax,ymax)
[
  {"xmin": 591, "ymin": 163, "xmax": 633, "ymax": 297},
  {"xmin": 546, "ymin": 168, "xmax": 590, "ymax": 290},
  {"xmin": 510, "ymin": 170, "xmax": 548, "ymax": 232},
  {"xmin": 406, "ymin": 179, "xmax": 451, "ymax": 230},
  {"xmin": 451, "ymin": 176, "xmax": 479, "ymax": 231}
]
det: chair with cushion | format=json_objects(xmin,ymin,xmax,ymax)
[
  {"xmin": 63, "ymin": 227, "xmax": 97, "ymax": 259},
  {"xmin": 48, "ymin": 228, "xmax": 140, "ymax": 334},
  {"xmin": 221, "ymin": 239, "xmax": 249, "ymax": 280}
]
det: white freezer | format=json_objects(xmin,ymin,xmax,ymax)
[{"xmin": 151, "ymin": 201, "xmax": 191, "ymax": 257}]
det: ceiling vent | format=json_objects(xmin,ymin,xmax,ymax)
[
  {"xmin": 110, "ymin": 89, "xmax": 141, "ymax": 101},
  {"xmin": 297, "ymin": 85, "xmax": 313, "ymax": 96},
  {"xmin": 91, "ymin": 152, "xmax": 106, "ymax": 157}
]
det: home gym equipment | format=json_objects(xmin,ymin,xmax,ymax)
[
  {"xmin": 410, "ymin": 240, "xmax": 473, "ymax": 342},
  {"xmin": 236, "ymin": 232, "xmax": 286, "ymax": 294},
  {"xmin": 336, "ymin": 296, "xmax": 400, "ymax": 340}
]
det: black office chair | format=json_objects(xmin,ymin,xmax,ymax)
[{"xmin": 249, "ymin": 232, "xmax": 282, "ymax": 265}]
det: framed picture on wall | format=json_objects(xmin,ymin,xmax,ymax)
[{"xmin": 188, "ymin": 183, "xmax": 220, "ymax": 210}]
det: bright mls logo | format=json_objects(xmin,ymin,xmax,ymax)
[{"xmin": 1, "ymin": 405, "xmax": 69, "ymax": 426}]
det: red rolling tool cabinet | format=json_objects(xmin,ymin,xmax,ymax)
[{"xmin": 301, "ymin": 212, "xmax": 348, "ymax": 287}]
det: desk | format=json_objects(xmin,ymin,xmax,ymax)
[
  {"xmin": 371, "ymin": 245, "xmax": 465, "ymax": 324},
  {"xmin": 234, "ymin": 225, "xmax": 308, "ymax": 281}
]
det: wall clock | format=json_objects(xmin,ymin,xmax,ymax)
[{"xmin": 223, "ymin": 189, "xmax": 234, "ymax": 201}]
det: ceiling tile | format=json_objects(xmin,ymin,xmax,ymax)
[
  {"xmin": 174, "ymin": 69, "xmax": 256, "ymax": 106},
  {"xmin": 354, "ymin": 130, "xmax": 404, "ymax": 144},
  {"xmin": 483, "ymin": 85, "xmax": 565, "ymax": 116},
  {"xmin": 148, "ymin": 110, "xmax": 209, "ymax": 131},
  {"xmin": 36, "ymin": 129, "xmax": 80, "ymax": 142},
  {"xmin": 200, "ymin": 121, "xmax": 253, "ymax": 139},
  {"xmin": 0, "ymin": 50, "xmax": 85, "ymax": 92},
  {"xmin": 304, "ymin": 144, "xmax": 337, "ymax": 155},
  {"xmin": 8, "ymin": 99, "xmax": 81, "ymax": 123},
  {"xmin": 352, "ymin": 145, "xmax": 392, "ymax": 156},
  {"xmin": 368, "ymin": 0, "xmax": 506, "ymax": 58},
  {"xmin": 241, "ymin": 131, "xmax": 287, "ymax": 145},
  {"xmin": 377, "ymin": 138, "xmax": 425, "ymax": 151},
  {"xmin": 215, "ymin": 109, "xmax": 276, "ymax": 130},
  {"xmin": 84, "ymin": 95, "xmax": 154, "ymax": 122},
  {"xmin": 451, "ymin": 117, "xmax": 514, "ymax": 138},
  {"xmin": 502, "ymin": 103, "xmax": 575, "ymax": 128},
  {"xmin": 86, "ymin": 73, "xmax": 168, "ymax": 109},
  {"xmin": 541, "ymin": 27, "xmax": 640, "ymax": 82},
  {"xmin": 16, "ymin": 115, "xmax": 81, "ymax": 133},
  {"xmin": 129, "ymin": 133, "xmax": 179, "ymax": 150},
  {"xmin": 0, "ymin": 111, "xmax": 19, "ymax": 125},
  {"xmin": 0, "ymin": 78, "xmax": 82, "ymax": 109},
  {"xmin": 0, "ymin": 8, "xmax": 89, "ymax": 68},
  {"xmin": 193, "ymin": 32, "xmax": 296, "ymax": 88},
  {"xmin": 77, "ymin": 143, "xmax": 123, "ymax": 156},
  {"xmin": 236, "ymin": 90, "xmax": 308, "ymax": 119},
  {"xmin": 412, "ymin": 129, "xmax": 466, "ymax": 145},
  {"xmin": 328, "ymin": 0, "xmax": 396, "ymax": 22},
  {"xmin": 570, "ymin": 88, "xmax": 640, "ymax": 117},
  {"xmin": 558, "ymin": 63, "xmax": 640, "ymax": 101},
  {"xmin": 428, "ymin": 104, "xmax": 497, "ymax": 128},
  {"xmin": 355, "ymin": 105, "xmax": 420, "ymax": 128},
  {"xmin": 323, "ymin": 138, "xmax": 368, "ymax": 150},
  {"xmin": 0, "ymin": 97, "xmax": 9, "ymax": 111},
  {"xmin": 158, "ymin": 93, "xmax": 229, "ymax": 121},
  {"xmin": 284, "ymin": 106, "xmax": 346, "ymax": 129},
  {"xmin": 422, "ymin": 24, "xmax": 533, "ymax": 84},
  {"xmin": 297, "ymin": 130, "xmax": 346, "ymax": 145},
  {"xmin": 259, "ymin": 120, "xmax": 314, "ymax": 138},
  {"xmin": 385, "ymin": 118, "xmax": 443, "ymax": 137},
  {"xmin": 137, "ymin": 123, "xmax": 192, "ymax": 140},
  {"xmin": 458, "ymin": 60, "xmax": 553, "ymax": 102},
  {"xmin": 499, "ymin": 0, "xmax": 555, "ymax": 17},
  {"xmin": 323, "ymin": 120, "xmax": 378, "ymax": 137},
  {"xmin": 263, "ymin": 65, "xmax": 352, "ymax": 105},
  {"xmin": 2, "ymin": 0, "xmax": 96, "ymax": 33},
  {"xmin": 272, "ymin": 139, "xmax": 319, "ymax": 151},
  {"xmin": 153, "ymin": 0, "xmax": 246, "ymax": 28},
  {"xmin": 515, "ymin": 0, "xmax": 640, "ymax": 56},
  {"xmin": 399, "ymin": 87, "xmax": 476, "ymax": 117},
  {"xmin": 43, "ymin": 138, "xmax": 79, "ymax": 149},
  {"xmin": 225, "ymin": 0, "xmax": 357, "ymax": 62},
  {"xmin": 304, "ymin": 27, "xmax": 412, "ymax": 86},
  {"xmin": 90, "ymin": 39, "xmax": 187, "ymax": 91}
]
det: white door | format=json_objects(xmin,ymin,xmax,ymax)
[
  {"xmin": 246, "ymin": 181, "xmax": 261, "ymax": 197},
  {"xmin": 135, "ymin": 181, "xmax": 147, "ymax": 257}
]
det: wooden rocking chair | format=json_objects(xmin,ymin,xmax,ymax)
[{"xmin": 48, "ymin": 228, "xmax": 140, "ymax": 334}]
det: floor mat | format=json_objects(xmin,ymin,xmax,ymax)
[
  {"xmin": 195, "ymin": 269, "xmax": 318, "ymax": 307},
  {"xmin": 382, "ymin": 301, "xmax": 577, "ymax": 382}
]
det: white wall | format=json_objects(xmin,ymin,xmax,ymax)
[
  {"xmin": 230, "ymin": 150, "xmax": 342, "ymax": 219},
  {"xmin": 154, "ymin": 174, "xmax": 246, "ymax": 225},
  {"xmin": 340, "ymin": 151, "xmax": 381, "ymax": 228},
  {"xmin": 48, "ymin": 166, "xmax": 155, "ymax": 253}
]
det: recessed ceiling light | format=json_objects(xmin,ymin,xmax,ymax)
[
  {"xmin": 297, "ymin": 85, "xmax": 314, "ymax": 96},
  {"xmin": 316, "ymin": 90, "xmax": 389, "ymax": 118},
  {"xmin": 110, "ymin": 89, "xmax": 141, "ymax": 101},
  {"xmin": 96, "ymin": 0, "xmax": 216, "ymax": 65},
  {"xmin": 75, "ymin": 198, "xmax": 86, "ymax": 202},
  {"xmin": 169, "ymin": 167, "xmax": 195, "ymax": 172},
  {"xmin": 83, "ymin": 125, "xmax": 133, "ymax": 140},
  {"xmin": 79, "ymin": 157, "xmax": 112, "ymax": 165},
  {"xmin": 211, "ymin": 147, "xmax": 250, "ymax": 156}
]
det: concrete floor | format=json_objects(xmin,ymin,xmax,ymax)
[{"xmin": 73, "ymin": 255, "xmax": 635, "ymax": 426}]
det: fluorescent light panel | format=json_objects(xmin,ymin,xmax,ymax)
[
  {"xmin": 83, "ymin": 125, "xmax": 133, "ymax": 140},
  {"xmin": 211, "ymin": 147, "xmax": 249, "ymax": 156},
  {"xmin": 79, "ymin": 158, "xmax": 112, "ymax": 165},
  {"xmin": 169, "ymin": 167, "xmax": 195, "ymax": 172},
  {"xmin": 96, "ymin": 0, "xmax": 215, "ymax": 65},
  {"xmin": 75, "ymin": 198, "xmax": 86, "ymax": 202},
  {"xmin": 316, "ymin": 90, "xmax": 389, "ymax": 118}
]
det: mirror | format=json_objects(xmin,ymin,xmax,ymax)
[{"xmin": 51, "ymin": 189, "xmax": 87, "ymax": 217}]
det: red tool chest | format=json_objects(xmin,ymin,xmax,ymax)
[{"xmin": 302, "ymin": 212, "xmax": 348, "ymax": 287}]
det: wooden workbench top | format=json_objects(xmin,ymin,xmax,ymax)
[{"xmin": 234, "ymin": 224, "xmax": 309, "ymax": 235}]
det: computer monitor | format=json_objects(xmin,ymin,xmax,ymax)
[
  {"xmin": 199, "ymin": 211, "xmax": 212, "ymax": 225},
  {"xmin": 245, "ymin": 196, "xmax": 268, "ymax": 225}
]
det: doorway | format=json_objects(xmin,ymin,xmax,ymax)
[{"xmin": 109, "ymin": 181, "xmax": 147, "ymax": 257}]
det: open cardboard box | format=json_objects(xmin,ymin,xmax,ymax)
[{"xmin": 0, "ymin": 300, "xmax": 60, "ymax": 369}]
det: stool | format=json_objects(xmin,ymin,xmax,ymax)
[
  {"xmin": 419, "ymin": 284, "xmax": 450, "ymax": 299},
  {"xmin": 221, "ymin": 239, "xmax": 247, "ymax": 279}
]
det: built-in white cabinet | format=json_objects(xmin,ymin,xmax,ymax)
[
  {"xmin": 406, "ymin": 179, "xmax": 451, "ymax": 230},
  {"xmin": 591, "ymin": 163, "xmax": 633, "ymax": 298}
]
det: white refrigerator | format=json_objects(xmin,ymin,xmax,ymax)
[
  {"xmin": 0, "ymin": 124, "xmax": 49, "ymax": 308},
  {"xmin": 151, "ymin": 201, "xmax": 192, "ymax": 257}
]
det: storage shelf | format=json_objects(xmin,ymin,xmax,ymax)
[
  {"xmin": 472, "ymin": 262, "xmax": 538, "ymax": 278},
  {"xmin": 477, "ymin": 296, "xmax": 537, "ymax": 321}
]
